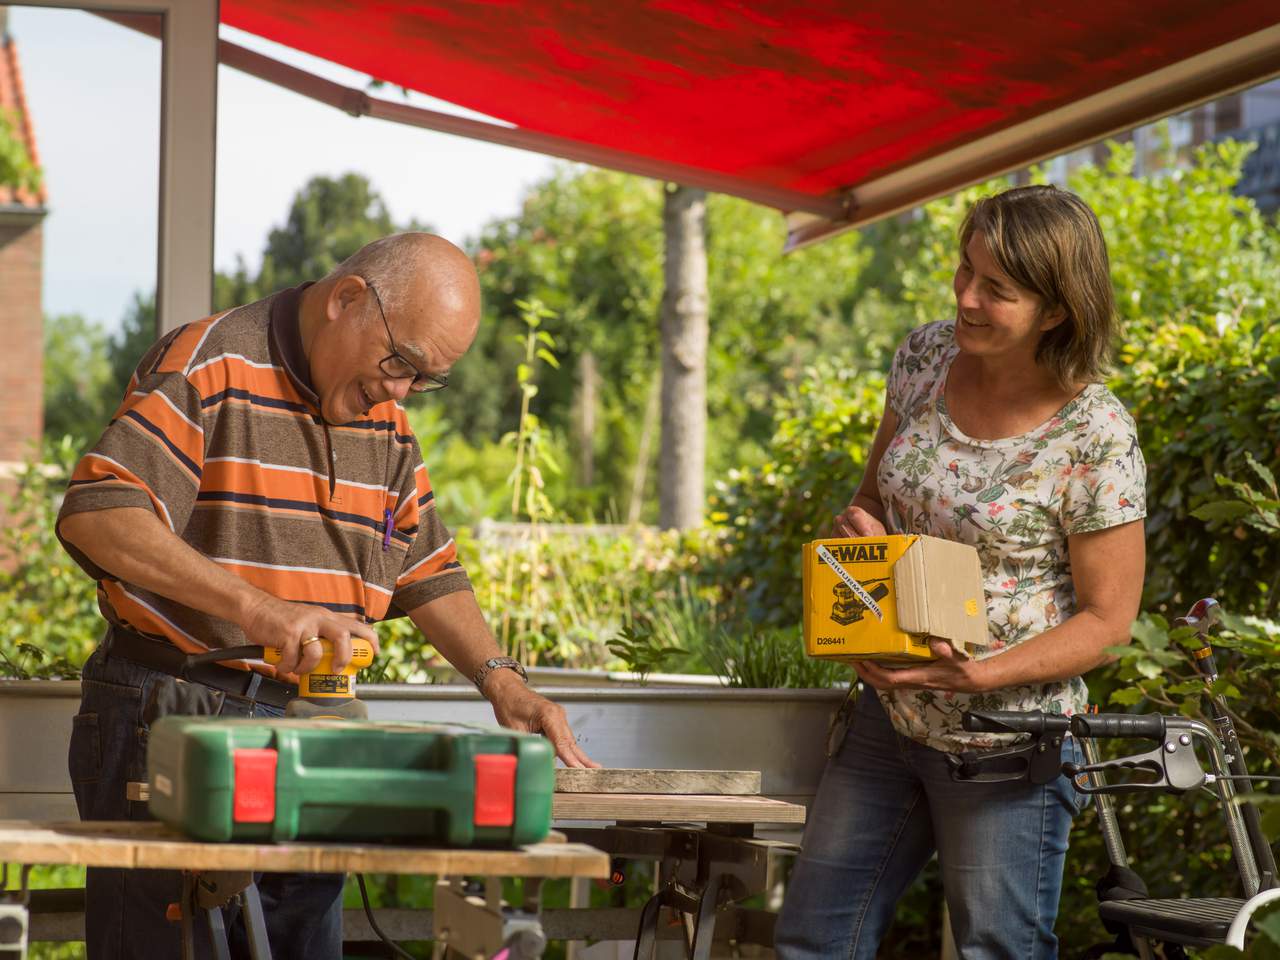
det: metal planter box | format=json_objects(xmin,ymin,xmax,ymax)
[{"xmin": 0, "ymin": 680, "xmax": 842, "ymax": 820}]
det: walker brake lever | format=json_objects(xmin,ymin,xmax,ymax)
[{"xmin": 1063, "ymin": 714, "xmax": 1206, "ymax": 794}]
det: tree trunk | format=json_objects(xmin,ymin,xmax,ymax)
[
  {"xmin": 627, "ymin": 373, "xmax": 660, "ymax": 526},
  {"xmin": 658, "ymin": 184, "xmax": 709, "ymax": 530},
  {"xmin": 575, "ymin": 350, "xmax": 597, "ymax": 488}
]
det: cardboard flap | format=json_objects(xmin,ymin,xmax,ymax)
[
  {"xmin": 893, "ymin": 537, "xmax": 990, "ymax": 650},
  {"xmin": 893, "ymin": 542, "xmax": 930, "ymax": 635}
]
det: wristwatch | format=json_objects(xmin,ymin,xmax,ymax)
[{"xmin": 472, "ymin": 656, "xmax": 529, "ymax": 691}]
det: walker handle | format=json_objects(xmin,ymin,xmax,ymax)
[
  {"xmin": 1070, "ymin": 713, "xmax": 1167, "ymax": 740},
  {"xmin": 962, "ymin": 710, "xmax": 1071, "ymax": 736}
]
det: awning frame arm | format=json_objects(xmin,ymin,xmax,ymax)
[{"xmin": 101, "ymin": 11, "xmax": 854, "ymax": 224}]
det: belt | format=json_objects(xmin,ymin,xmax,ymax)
[{"xmin": 105, "ymin": 626, "xmax": 298, "ymax": 710}]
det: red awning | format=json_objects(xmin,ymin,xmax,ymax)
[{"xmin": 221, "ymin": 1, "xmax": 1280, "ymax": 247}]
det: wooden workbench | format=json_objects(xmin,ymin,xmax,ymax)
[
  {"xmin": 8, "ymin": 776, "xmax": 807, "ymax": 955},
  {"xmin": 0, "ymin": 820, "xmax": 608, "ymax": 878}
]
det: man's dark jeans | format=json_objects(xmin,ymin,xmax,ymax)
[{"xmin": 68, "ymin": 646, "xmax": 344, "ymax": 959}]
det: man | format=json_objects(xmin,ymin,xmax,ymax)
[{"xmin": 57, "ymin": 233, "xmax": 596, "ymax": 959}]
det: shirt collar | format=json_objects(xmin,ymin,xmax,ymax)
[{"xmin": 268, "ymin": 281, "xmax": 319, "ymax": 409}]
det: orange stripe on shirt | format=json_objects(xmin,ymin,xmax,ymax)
[
  {"xmin": 189, "ymin": 497, "xmax": 405, "ymax": 546},
  {"xmin": 396, "ymin": 539, "xmax": 458, "ymax": 590},
  {"xmin": 70, "ymin": 455, "xmax": 179, "ymax": 529},
  {"xmin": 116, "ymin": 407, "xmax": 202, "ymax": 483},
  {"xmin": 211, "ymin": 559, "xmax": 374, "ymax": 608},
  {"xmin": 202, "ymin": 460, "xmax": 393, "ymax": 518},
  {"xmin": 187, "ymin": 356, "xmax": 308, "ymax": 405},
  {"xmin": 154, "ymin": 314, "xmax": 223, "ymax": 376}
]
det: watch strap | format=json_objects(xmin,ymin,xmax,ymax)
[{"xmin": 472, "ymin": 656, "xmax": 528, "ymax": 691}]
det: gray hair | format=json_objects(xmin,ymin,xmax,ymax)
[{"xmin": 324, "ymin": 232, "xmax": 429, "ymax": 320}]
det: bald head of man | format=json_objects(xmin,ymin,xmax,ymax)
[{"xmin": 299, "ymin": 232, "xmax": 481, "ymax": 425}]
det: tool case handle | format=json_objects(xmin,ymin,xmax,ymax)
[{"xmin": 269, "ymin": 729, "xmax": 485, "ymax": 844}]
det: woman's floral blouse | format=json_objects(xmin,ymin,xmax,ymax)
[{"xmin": 874, "ymin": 321, "xmax": 1147, "ymax": 751}]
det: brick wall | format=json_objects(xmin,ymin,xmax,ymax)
[{"xmin": 0, "ymin": 216, "xmax": 43, "ymax": 466}]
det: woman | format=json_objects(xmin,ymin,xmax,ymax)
[{"xmin": 775, "ymin": 185, "xmax": 1147, "ymax": 959}]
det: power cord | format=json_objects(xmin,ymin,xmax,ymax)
[{"xmin": 356, "ymin": 873, "xmax": 416, "ymax": 960}]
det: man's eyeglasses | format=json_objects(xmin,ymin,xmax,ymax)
[{"xmin": 365, "ymin": 281, "xmax": 449, "ymax": 394}]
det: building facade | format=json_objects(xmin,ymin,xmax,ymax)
[
  {"xmin": 1030, "ymin": 78, "xmax": 1280, "ymax": 214},
  {"xmin": 0, "ymin": 8, "xmax": 47, "ymax": 474}
]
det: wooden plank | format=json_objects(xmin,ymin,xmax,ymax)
[
  {"xmin": 0, "ymin": 820, "xmax": 608, "ymax": 877},
  {"xmin": 554, "ymin": 768, "xmax": 761, "ymax": 796},
  {"xmin": 551, "ymin": 793, "xmax": 806, "ymax": 825}
]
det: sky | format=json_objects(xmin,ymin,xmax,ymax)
[{"xmin": 8, "ymin": 5, "xmax": 560, "ymax": 332}]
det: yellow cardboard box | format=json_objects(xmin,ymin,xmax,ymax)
[{"xmin": 802, "ymin": 535, "xmax": 990, "ymax": 661}]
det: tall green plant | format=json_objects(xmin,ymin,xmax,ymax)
[
  {"xmin": 497, "ymin": 299, "xmax": 563, "ymax": 662},
  {"xmin": 702, "ymin": 624, "xmax": 845, "ymax": 689}
]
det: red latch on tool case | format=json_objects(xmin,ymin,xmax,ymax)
[
  {"xmin": 232, "ymin": 748, "xmax": 278, "ymax": 823},
  {"xmin": 473, "ymin": 753, "xmax": 518, "ymax": 827}
]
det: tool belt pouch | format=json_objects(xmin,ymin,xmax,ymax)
[{"xmin": 143, "ymin": 677, "xmax": 226, "ymax": 726}]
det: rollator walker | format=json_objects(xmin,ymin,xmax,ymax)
[{"xmin": 953, "ymin": 598, "xmax": 1280, "ymax": 956}]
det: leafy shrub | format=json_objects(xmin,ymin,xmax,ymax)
[
  {"xmin": 0, "ymin": 438, "xmax": 101, "ymax": 679},
  {"xmin": 1117, "ymin": 318, "xmax": 1280, "ymax": 618},
  {"xmin": 706, "ymin": 360, "xmax": 885, "ymax": 629}
]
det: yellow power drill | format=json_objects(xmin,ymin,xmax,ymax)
[{"xmin": 263, "ymin": 638, "xmax": 376, "ymax": 719}]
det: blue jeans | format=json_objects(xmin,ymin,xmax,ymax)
[
  {"xmin": 775, "ymin": 691, "xmax": 1084, "ymax": 960},
  {"xmin": 68, "ymin": 645, "xmax": 344, "ymax": 960}
]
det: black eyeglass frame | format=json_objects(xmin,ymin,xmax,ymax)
[{"xmin": 365, "ymin": 281, "xmax": 449, "ymax": 394}]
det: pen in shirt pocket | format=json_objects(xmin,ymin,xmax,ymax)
[{"xmin": 383, "ymin": 508, "xmax": 393, "ymax": 551}]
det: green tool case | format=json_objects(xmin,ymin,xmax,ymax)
[{"xmin": 146, "ymin": 717, "xmax": 554, "ymax": 846}]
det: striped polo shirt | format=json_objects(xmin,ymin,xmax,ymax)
[{"xmin": 57, "ymin": 285, "xmax": 470, "ymax": 657}]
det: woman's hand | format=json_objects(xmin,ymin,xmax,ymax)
[
  {"xmin": 831, "ymin": 504, "xmax": 887, "ymax": 538},
  {"xmin": 851, "ymin": 639, "xmax": 989, "ymax": 693}
]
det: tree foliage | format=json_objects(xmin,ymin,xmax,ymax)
[
  {"xmin": 41, "ymin": 314, "xmax": 113, "ymax": 453},
  {"xmin": 0, "ymin": 107, "xmax": 40, "ymax": 195},
  {"xmin": 464, "ymin": 166, "xmax": 876, "ymax": 519},
  {"xmin": 214, "ymin": 173, "xmax": 430, "ymax": 310}
]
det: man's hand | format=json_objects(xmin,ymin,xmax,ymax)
[
  {"xmin": 409, "ymin": 592, "xmax": 599, "ymax": 767},
  {"xmin": 484, "ymin": 670, "xmax": 599, "ymax": 768},
  {"xmin": 851, "ymin": 639, "xmax": 987, "ymax": 694},
  {"xmin": 831, "ymin": 504, "xmax": 887, "ymax": 538},
  {"xmin": 240, "ymin": 594, "xmax": 379, "ymax": 676}
]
